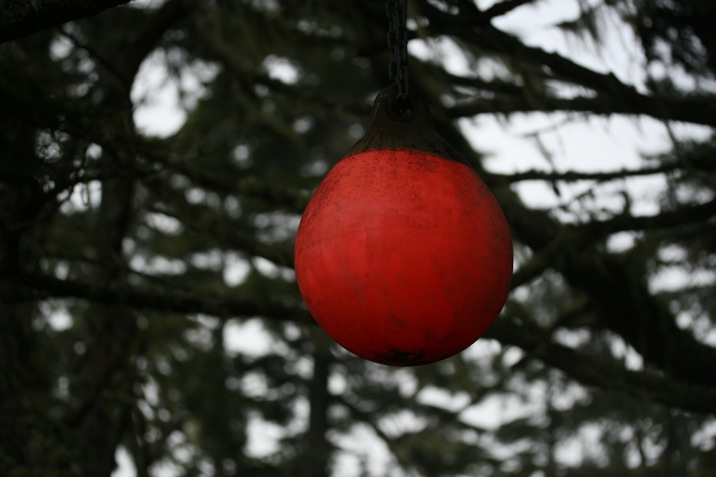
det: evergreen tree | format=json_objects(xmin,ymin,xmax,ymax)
[{"xmin": 1, "ymin": 1, "xmax": 715, "ymax": 476}]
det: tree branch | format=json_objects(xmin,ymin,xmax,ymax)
[
  {"xmin": 0, "ymin": 0, "xmax": 132, "ymax": 44},
  {"xmin": 423, "ymin": 3, "xmax": 716, "ymax": 127},
  {"xmin": 3, "ymin": 272, "xmax": 309, "ymax": 323},
  {"xmin": 483, "ymin": 0, "xmax": 535, "ymax": 20},
  {"xmin": 490, "ymin": 162, "xmax": 682, "ymax": 185},
  {"xmin": 582, "ymin": 197, "xmax": 716, "ymax": 236},
  {"xmin": 118, "ymin": 0, "xmax": 193, "ymax": 83},
  {"xmin": 486, "ymin": 317, "xmax": 716, "ymax": 415},
  {"xmin": 448, "ymin": 93, "xmax": 716, "ymax": 127}
]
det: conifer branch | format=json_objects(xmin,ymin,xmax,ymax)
[
  {"xmin": 0, "ymin": 0, "xmax": 132, "ymax": 44},
  {"xmin": 4, "ymin": 272, "xmax": 309, "ymax": 323},
  {"xmin": 487, "ymin": 317, "xmax": 716, "ymax": 415}
]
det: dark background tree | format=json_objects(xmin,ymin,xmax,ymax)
[{"xmin": 1, "ymin": 1, "xmax": 715, "ymax": 476}]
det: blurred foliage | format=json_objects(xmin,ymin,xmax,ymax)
[{"xmin": 1, "ymin": 1, "xmax": 716, "ymax": 476}]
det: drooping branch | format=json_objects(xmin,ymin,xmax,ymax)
[
  {"xmin": 0, "ymin": 0, "xmax": 132, "ymax": 44},
  {"xmin": 504, "ymin": 190, "xmax": 716, "ymax": 389},
  {"xmin": 486, "ymin": 316, "xmax": 716, "ymax": 415},
  {"xmin": 482, "ymin": 0, "xmax": 535, "ymax": 20},
  {"xmin": 154, "ymin": 158, "xmax": 310, "ymax": 213},
  {"xmin": 447, "ymin": 93, "xmax": 716, "ymax": 127},
  {"xmin": 581, "ymin": 197, "xmax": 716, "ymax": 237},
  {"xmin": 147, "ymin": 201, "xmax": 296, "ymax": 269},
  {"xmin": 490, "ymin": 162, "xmax": 682, "ymax": 185},
  {"xmin": 5, "ymin": 272, "xmax": 309, "ymax": 323},
  {"xmin": 422, "ymin": 2, "xmax": 716, "ymax": 127},
  {"xmin": 117, "ymin": 0, "xmax": 194, "ymax": 84},
  {"xmin": 509, "ymin": 195, "xmax": 716, "ymax": 289}
]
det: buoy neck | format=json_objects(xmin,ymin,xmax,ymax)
[{"xmin": 346, "ymin": 86, "xmax": 470, "ymax": 167}]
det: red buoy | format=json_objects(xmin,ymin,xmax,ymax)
[{"xmin": 295, "ymin": 88, "xmax": 512, "ymax": 366}]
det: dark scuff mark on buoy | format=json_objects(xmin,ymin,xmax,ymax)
[{"xmin": 378, "ymin": 348, "xmax": 427, "ymax": 366}]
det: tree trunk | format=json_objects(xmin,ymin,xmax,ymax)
[{"xmin": 298, "ymin": 344, "xmax": 333, "ymax": 477}]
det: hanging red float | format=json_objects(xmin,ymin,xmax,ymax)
[{"xmin": 294, "ymin": 87, "xmax": 513, "ymax": 366}]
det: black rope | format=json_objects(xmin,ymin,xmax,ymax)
[{"xmin": 386, "ymin": 0, "xmax": 411, "ymax": 116}]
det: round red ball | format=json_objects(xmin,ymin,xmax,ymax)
[{"xmin": 294, "ymin": 149, "xmax": 512, "ymax": 366}]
